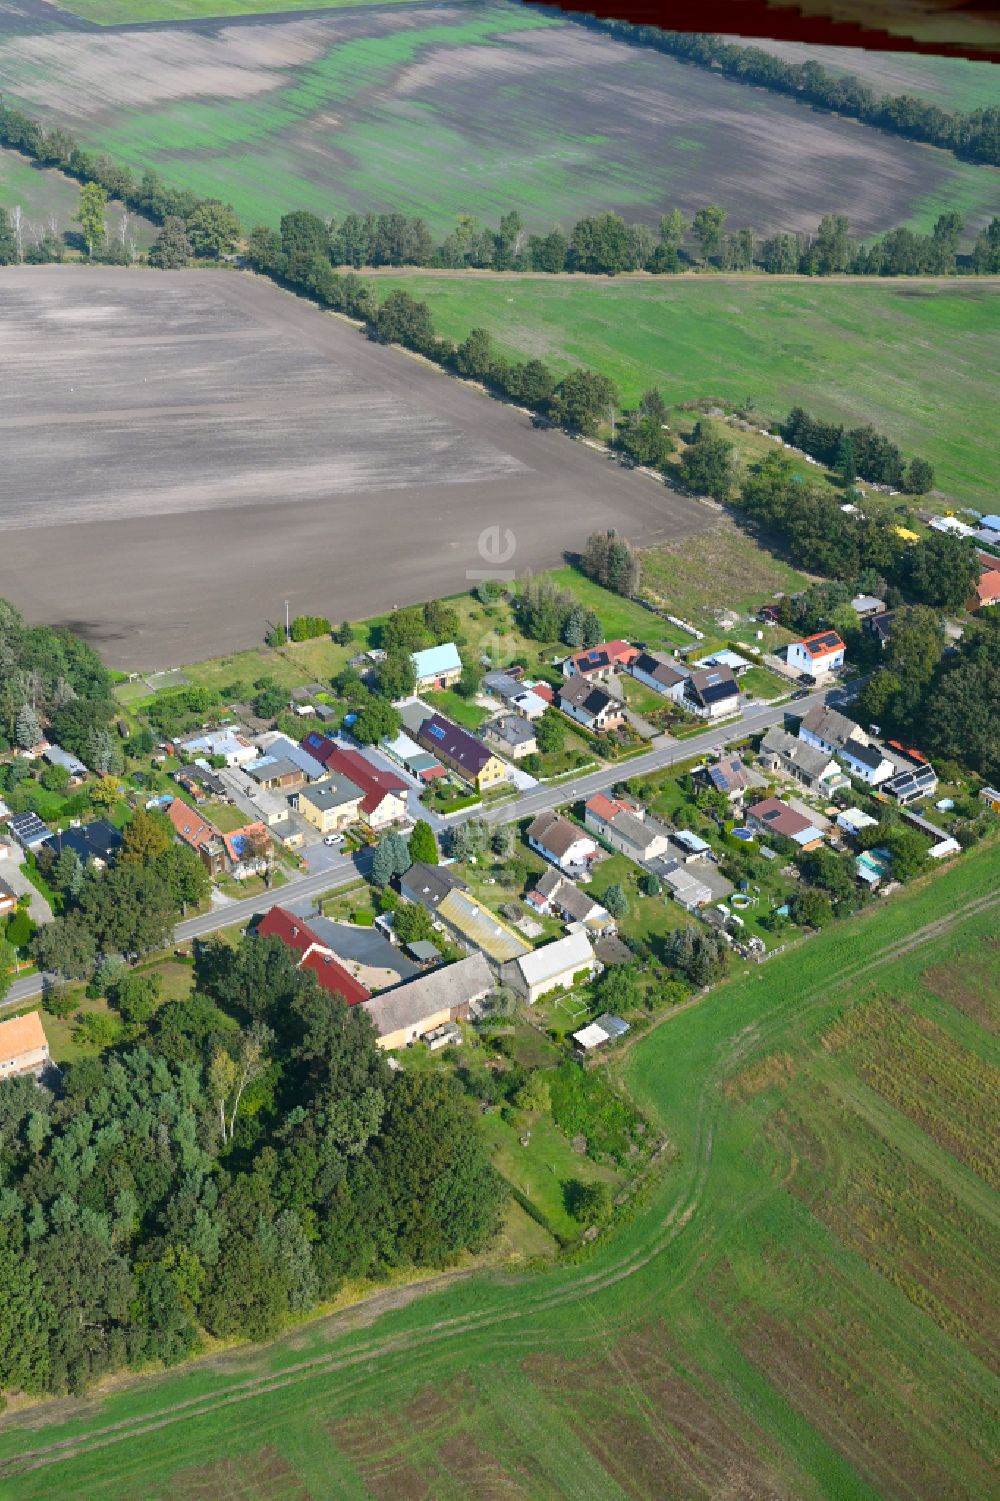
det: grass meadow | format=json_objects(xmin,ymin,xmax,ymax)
[
  {"xmin": 0, "ymin": 840, "xmax": 996, "ymax": 1499},
  {"xmin": 374, "ymin": 274, "xmax": 1000, "ymax": 510}
]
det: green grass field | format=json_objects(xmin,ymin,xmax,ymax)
[
  {"xmin": 373, "ymin": 275, "xmax": 1000, "ymax": 509},
  {"xmin": 2, "ymin": 4, "xmax": 998, "ymax": 244},
  {"xmin": 2, "ymin": 841, "xmax": 995, "ymax": 1499},
  {"xmin": 52, "ymin": 0, "xmax": 415, "ymax": 21}
]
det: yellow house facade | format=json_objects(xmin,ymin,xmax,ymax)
[{"xmin": 296, "ymin": 773, "xmax": 364, "ymax": 833}]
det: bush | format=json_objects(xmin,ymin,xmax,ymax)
[
  {"xmin": 548, "ymin": 1062, "xmax": 638, "ymax": 1161},
  {"xmin": 564, "ymin": 1178, "xmax": 612, "ymax": 1225},
  {"xmin": 351, "ymin": 910, "xmax": 374, "ymax": 927}
]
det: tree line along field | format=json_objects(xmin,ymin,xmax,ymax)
[
  {"xmin": 0, "ymin": 2, "xmax": 998, "ymax": 241},
  {"xmin": 0, "ymin": 842, "xmax": 996, "ymax": 1500},
  {"xmin": 371, "ymin": 273, "xmax": 1000, "ymax": 511},
  {"xmin": 736, "ymin": 36, "xmax": 1000, "ymax": 113}
]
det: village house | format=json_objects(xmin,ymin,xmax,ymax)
[
  {"xmin": 0, "ymin": 1011, "xmax": 50, "ymax": 1080},
  {"xmin": 166, "ymin": 797, "xmax": 226, "ymax": 877},
  {"xmin": 865, "ymin": 611, "xmax": 895, "ymax": 651},
  {"xmin": 683, "ymin": 666, "xmax": 740, "ymax": 719},
  {"xmin": 627, "ymin": 650, "xmax": 690, "ymax": 702},
  {"xmin": 585, "ymin": 793, "xmax": 672, "ymax": 864},
  {"xmin": 746, "ymin": 797, "xmax": 825, "ymax": 850},
  {"xmin": 0, "ymin": 877, "xmax": 17, "ymax": 917},
  {"xmin": 526, "ymin": 809, "xmax": 597, "ymax": 872},
  {"xmin": 562, "ymin": 640, "xmax": 637, "ymax": 682},
  {"xmin": 482, "ymin": 673, "xmax": 550, "ymax": 720},
  {"xmin": 483, "ymin": 713, "xmax": 538, "ymax": 760},
  {"xmin": 294, "ymin": 772, "xmax": 366, "ymax": 835},
  {"xmin": 798, "ymin": 705, "xmax": 896, "ymax": 786},
  {"xmin": 557, "ymin": 675, "xmax": 627, "ymax": 733},
  {"xmin": 850, "ymin": 594, "xmax": 887, "ymax": 621},
  {"xmin": 42, "ymin": 819, "xmax": 123, "ymax": 870},
  {"xmin": 398, "ymin": 861, "xmax": 468, "ymax": 912},
  {"xmin": 759, "ymin": 727, "xmax": 846, "ymax": 792},
  {"xmin": 173, "ymin": 764, "xmax": 227, "ymax": 802},
  {"xmin": 172, "ymin": 728, "xmax": 260, "ymax": 769},
  {"xmin": 42, "ymin": 744, "xmax": 88, "ymax": 784},
  {"xmin": 362, "ymin": 953, "xmax": 494, "ymax": 1049},
  {"xmin": 525, "ymin": 867, "xmax": 616, "ymax": 938},
  {"xmin": 969, "ymin": 555, "xmax": 1000, "ymax": 611},
  {"xmin": 221, "ymin": 823, "xmax": 270, "ymax": 879},
  {"xmin": 411, "ymin": 642, "xmax": 463, "ymax": 692},
  {"xmin": 695, "ymin": 753, "xmax": 760, "ymax": 804},
  {"xmin": 254, "ymin": 906, "xmax": 371, "ymax": 1006},
  {"xmin": 787, "ymin": 630, "xmax": 846, "ymax": 680},
  {"xmin": 504, "ymin": 930, "xmax": 597, "ymax": 1005},
  {"xmin": 301, "ymin": 735, "xmax": 409, "ymax": 827},
  {"xmin": 435, "ymin": 888, "xmax": 530, "ymax": 965},
  {"xmin": 417, "ymin": 715, "xmax": 508, "ymax": 791}
]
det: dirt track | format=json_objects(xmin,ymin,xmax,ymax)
[{"xmin": 0, "ymin": 266, "xmax": 711, "ymax": 669}]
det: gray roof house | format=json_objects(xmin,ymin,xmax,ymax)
[
  {"xmin": 760, "ymin": 727, "xmax": 846, "ymax": 791},
  {"xmin": 398, "ymin": 861, "xmax": 469, "ymax": 912}
]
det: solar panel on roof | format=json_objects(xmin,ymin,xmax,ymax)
[{"xmin": 427, "ymin": 724, "xmax": 445, "ymax": 740}]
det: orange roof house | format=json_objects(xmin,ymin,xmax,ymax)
[{"xmin": 0, "ymin": 1011, "xmax": 50, "ymax": 1079}]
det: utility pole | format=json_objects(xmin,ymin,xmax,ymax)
[{"xmin": 284, "ymin": 599, "xmax": 290, "ymax": 639}]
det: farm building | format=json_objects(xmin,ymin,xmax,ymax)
[
  {"xmin": 254, "ymin": 907, "xmax": 371, "ymax": 1007},
  {"xmin": 435, "ymin": 888, "xmax": 529, "ymax": 965},
  {"xmin": 504, "ymin": 930, "xmax": 596, "ymax": 1005},
  {"xmin": 381, "ymin": 729, "xmax": 445, "ymax": 783},
  {"xmin": 573, "ymin": 1013, "xmax": 629, "ymax": 1051},
  {"xmin": 362, "ymin": 953, "xmax": 493, "ymax": 1049}
]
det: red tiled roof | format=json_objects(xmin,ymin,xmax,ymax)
[
  {"xmin": 301, "ymin": 730, "xmax": 338, "ymax": 767},
  {"xmin": 299, "ymin": 948, "xmax": 371, "ymax": 1007},
  {"xmin": 747, "ymin": 797, "xmax": 814, "ymax": 838},
  {"xmin": 166, "ymin": 797, "xmax": 219, "ymax": 851},
  {"xmin": 568, "ymin": 640, "xmax": 639, "ymax": 676},
  {"xmin": 255, "ymin": 906, "xmax": 370, "ymax": 1005},
  {"xmin": 586, "ymin": 792, "xmax": 633, "ymax": 822},
  {"xmin": 974, "ymin": 570, "xmax": 1000, "ymax": 606},
  {"xmin": 222, "ymin": 822, "xmax": 268, "ymax": 863},
  {"xmin": 796, "ymin": 631, "xmax": 845, "ymax": 659},
  {"xmin": 531, "ymin": 682, "xmax": 555, "ymax": 703},
  {"xmin": 323, "ymin": 747, "xmax": 407, "ymax": 817}
]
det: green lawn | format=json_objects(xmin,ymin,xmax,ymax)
[
  {"xmin": 422, "ymin": 689, "xmax": 488, "ymax": 730},
  {"xmin": 741, "ymin": 665, "xmax": 792, "ymax": 700},
  {"xmin": 373, "ymin": 275, "xmax": 1000, "ymax": 509},
  {"xmin": 0, "ymin": 842, "xmax": 996, "ymax": 1496}
]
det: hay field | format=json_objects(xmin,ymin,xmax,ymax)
[
  {"xmin": 0, "ymin": 841, "xmax": 995, "ymax": 1499},
  {"xmin": 371, "ymin": 272, "xmax": 1000, "ymax": 510},
  {"xmin": 0, "ymin": 3, "xmax": 997, "ymax": 237}
]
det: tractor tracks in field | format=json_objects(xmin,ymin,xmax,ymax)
[{"xmin": 1, "ymin": 886, "xmax": 997, "ymax": 1480}]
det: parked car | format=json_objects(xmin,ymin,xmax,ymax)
[{"xmin": 323, "ymin": 833, "xmax": 342, "ymax": 847}]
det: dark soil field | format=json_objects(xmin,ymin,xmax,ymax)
[
  {"xmin": 0, "ymin": 2, "xmax": 996, "ymax": 236},
  {"xmin": 0, "ymin": 265, "xmax": 710, "ymax": 669}
]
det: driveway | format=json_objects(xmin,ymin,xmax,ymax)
[{"xmin": 0, "ymin": 850, "xmax": 53, "ymax": 926}]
